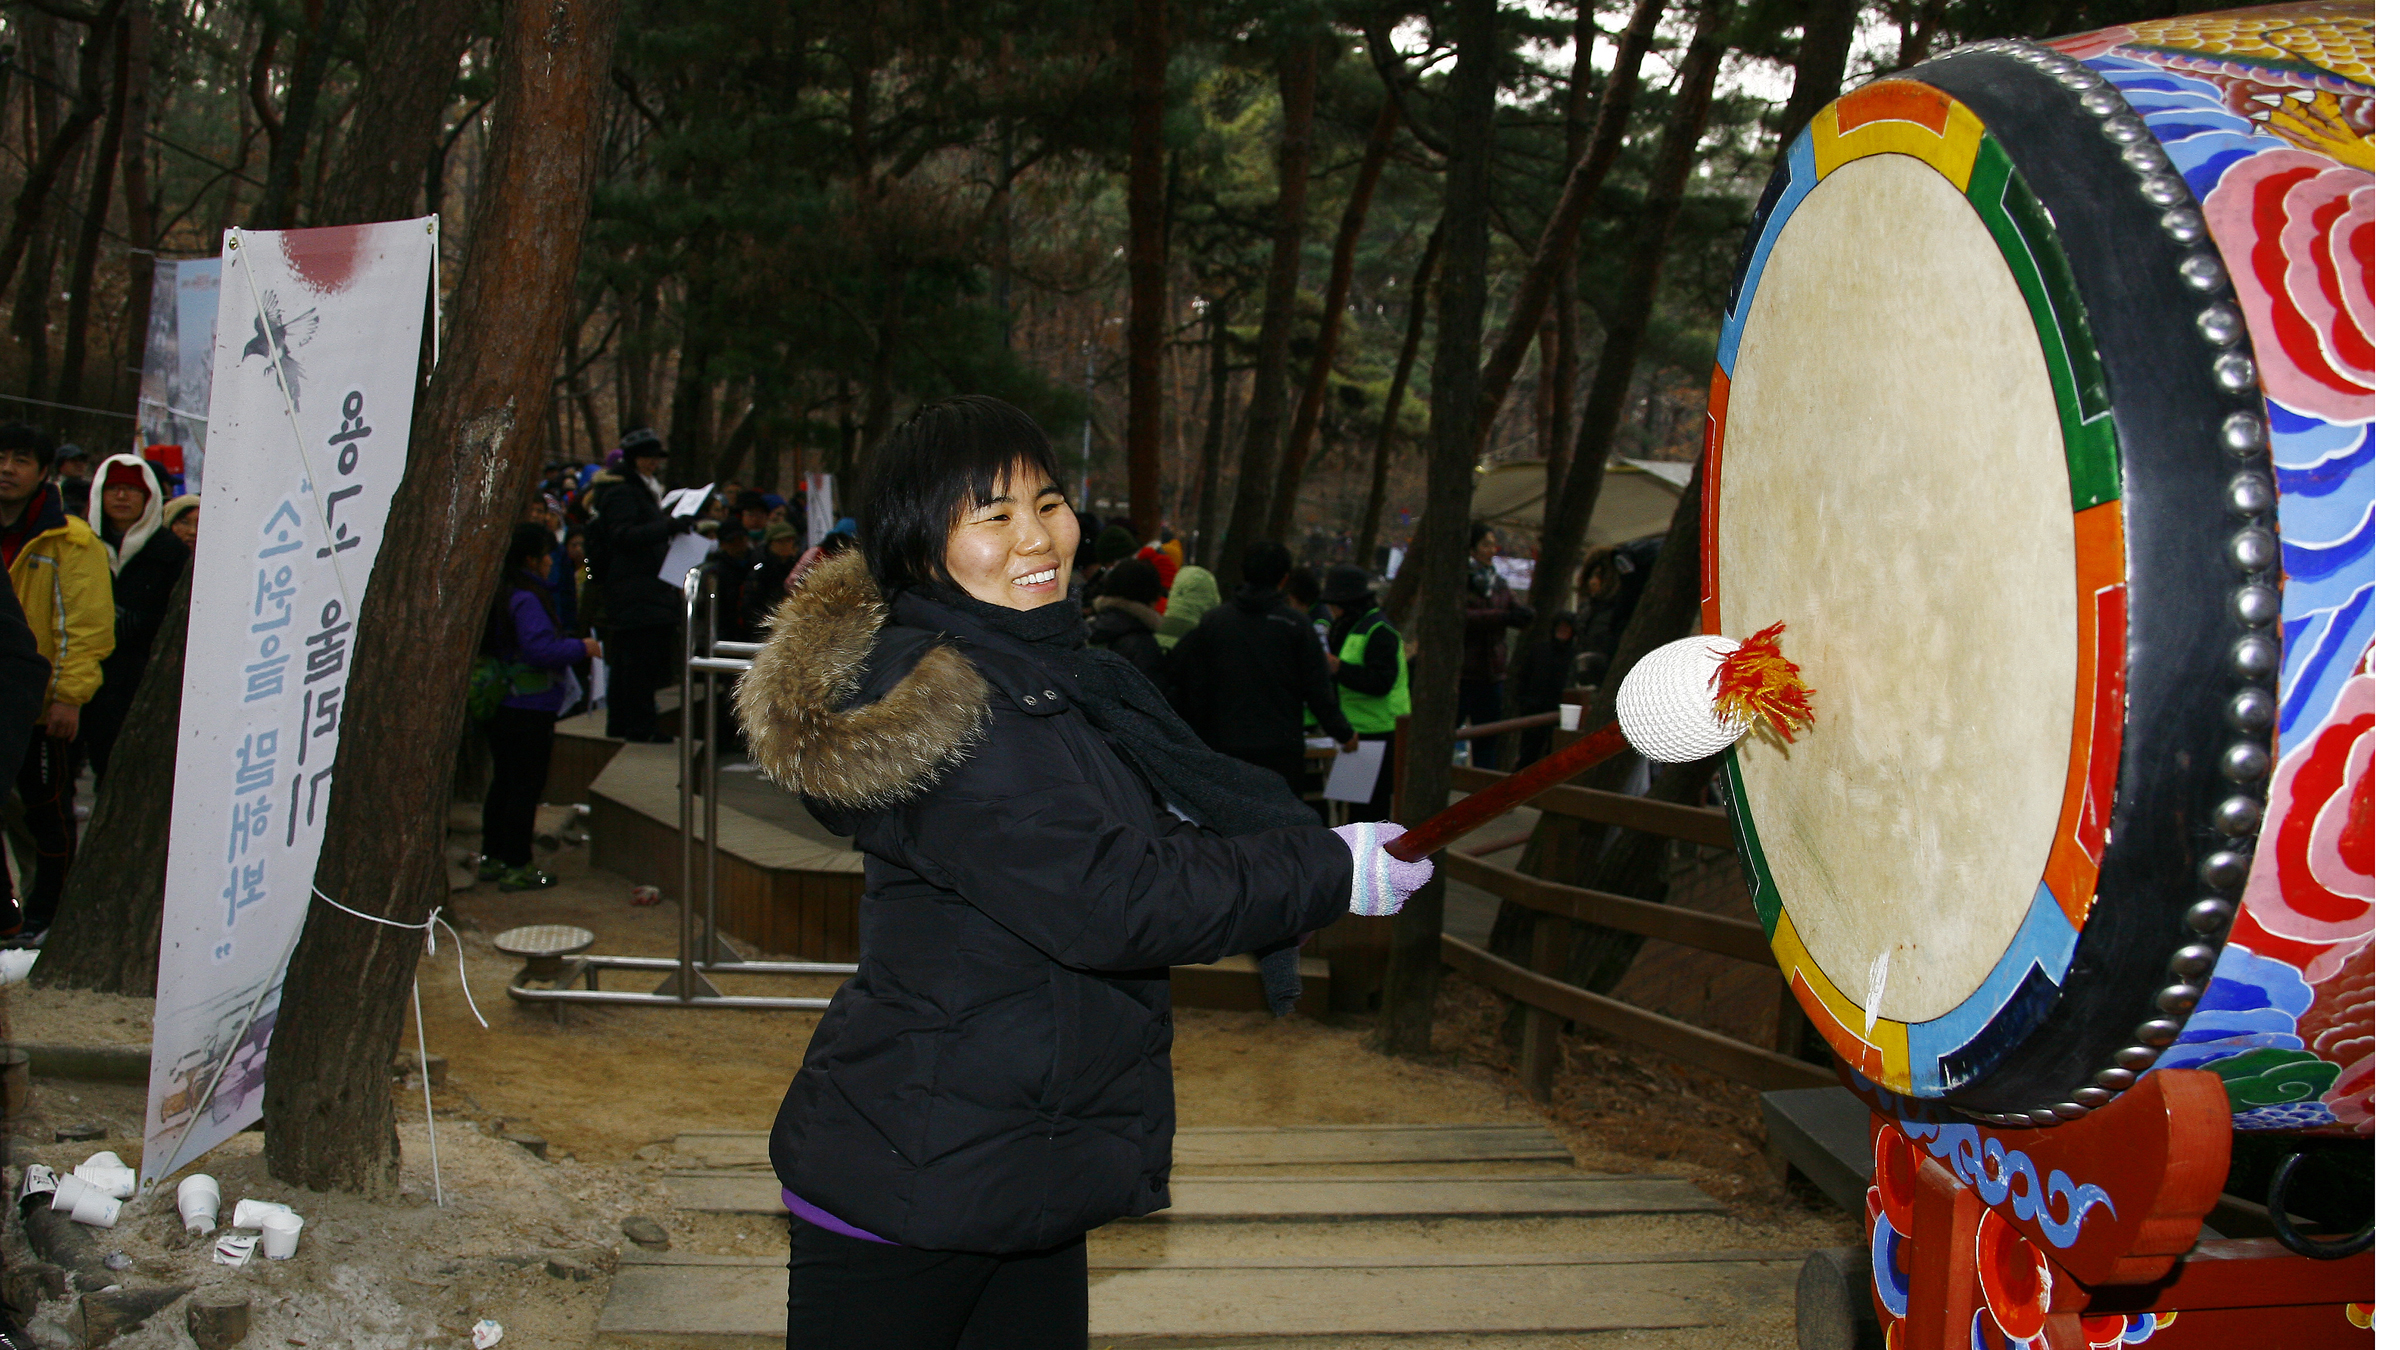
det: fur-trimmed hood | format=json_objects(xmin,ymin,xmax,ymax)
[{"xmin": 734, "ymin": 551, "xmax": 990, "ymax": 811}]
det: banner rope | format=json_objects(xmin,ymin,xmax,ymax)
[{"xmin": 309, "ymin": 889, "xmax": 489, "ymax": 1208}]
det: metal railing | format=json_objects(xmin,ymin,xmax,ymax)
[{"xmin": 505, "ymin": 565, "xmax": 858, "ymax": 1013}]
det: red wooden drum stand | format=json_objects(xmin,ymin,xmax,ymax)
[{"xmin": 1857, "ymin": 1068, "xmax": 2371, "ymax": 1348}]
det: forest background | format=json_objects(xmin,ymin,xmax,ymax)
[{"xmin": 0, "ymin": 0, "xmax": 2203, "ymax": 570}]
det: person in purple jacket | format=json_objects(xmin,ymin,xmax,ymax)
[{"xmin": 479, "ymin": 524, "xmax": 602, "ymax": 891}]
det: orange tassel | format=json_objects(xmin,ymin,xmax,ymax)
[{"xmin": 1712, "ymin": 621, "xmax": 1816, "ymax": 744}]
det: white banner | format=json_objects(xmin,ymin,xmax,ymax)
[
  {"xmin": 804, "ymin": 471, "xmax": 836, "ymax": 547},
  {"xmin": 136, "ymin": 258, "xmax": 221, "ymax": 488},
  {"xmin": 143, "ymin": 219, "xmax": 438, "ymax": 1184}
]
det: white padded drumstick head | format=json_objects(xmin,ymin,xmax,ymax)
[{"xmin": 1619, "ymin": 635, "xmax": 1748, "ymax": 764}]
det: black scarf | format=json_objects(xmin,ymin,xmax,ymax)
[{"xmin": 890, "ymin": 585, "xmax": 1319, "ymax": 837}]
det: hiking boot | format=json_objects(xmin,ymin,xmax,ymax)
[
  {"xmin": 477, "ymin": 856, "xmax": 508, "ymax": 882},
  {"xmin": 497, "ymin": 866, "xmax": 557, "ymax": 893}
]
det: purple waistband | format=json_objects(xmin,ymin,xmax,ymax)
[{"xmin": 782, "ymin": 1188, "xmax": 896, "ymax": 1245}]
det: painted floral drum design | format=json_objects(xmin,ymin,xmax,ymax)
[{"xmin": 1701, "ymin": 3, "xmax": 2372, "ymax": 1132}]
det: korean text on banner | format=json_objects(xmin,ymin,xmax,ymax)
[{"xmin": 143, "ymin": 219, "xmax": 438, "ymax": 1185}]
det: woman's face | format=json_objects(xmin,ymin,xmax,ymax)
[
  {"xmin": 944, "ymin": 461, "xmax": 1080, "ymax": 611},
  {"xmin": 102, "ymin": 482, "xmax": 148, "ymax": 528},
  {"xmin": 170, "ymin": 509, "xmax": 197, "ymax": 547}
]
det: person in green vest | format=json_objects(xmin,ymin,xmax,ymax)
[{"xmin": 1322, "ymin": 564, "xmax": 1407, "ymax": 821}]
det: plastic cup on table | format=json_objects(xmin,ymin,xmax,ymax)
[
  {"xmin": 178, "ymin": 1174, "xmax": 221, "ymax": 1233},
  {"xmin": 259, "ymin": 1208, "xmax": 303, "ymax": 1259}
]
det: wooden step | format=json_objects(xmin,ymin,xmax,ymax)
[
  {"xmin": 665, "ymin": 1171, "xmax": 1720, "ymax": 1219},
  {"xmin": 669, "ymin": 1122, "xmax": 1572, "ymax": 1171},
  {"xmin": 598, "ymin": 1249, "xmax": 1802, "ymax": 1340}
]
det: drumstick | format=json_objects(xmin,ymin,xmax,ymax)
[
  {"xmin": 1385, "ymin": 721, "xmax": 1633, "ymax": 863},
  {"xmin": 1384, "ymin": 622, "xmax": 1814, "ymax": 866}
]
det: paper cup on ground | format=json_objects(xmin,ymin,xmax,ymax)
[
  {"xmin": 260, "ymin": 1209, "xmax": 302, "ymax": 1259},
  {"xmin": 77, "ymin": 1151, "xmax": 124, "ymax": 1172},
  {"xmin": 48, "ymin": 1174, "xmax": 93, "ymax": 1212},
  {"xmin": 19, "ymin": 1163, "xmax": 56, "ymax": 1207},
  {"xmin": 178, "ymin": 1175, "xmax": 221, "ymax": 1233},
  {"xmin": 231, "ymin": 1198, "xmax": 292, "ymax": 1229},
  {"xmin": 1558, "ymin": 703, "xmax": 1583, "ymax": 732},
  {"xmin": 78, "ymin": 1165, "xmax": 136, "ymax": 1199},
  {"xmin": 68, "ymin": 1190, "xmax": 119, "ymax": 1228}
]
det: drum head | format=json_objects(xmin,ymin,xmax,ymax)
[{"xmin": 1706, "ymin": 51, "xmax": 2279, "ymax": 1123}]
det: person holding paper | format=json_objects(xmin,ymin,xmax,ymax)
[
  {"xmin": 1323, "ymin": 564, "xmax": 1406, "ymax": 822},
  {"xmin": 736, "ymin": 395, "xmax": 1430, "ymax": 1348},
  {"xmin": 587, "ymin": 429, "xmax": 710, "ymax": 742}
]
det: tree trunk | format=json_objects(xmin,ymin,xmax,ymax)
[
  {"xmin": 1776, "ymin": 0, "xmax": 1859, "ymax": 155},
  {"xmin": 1354, "ymin": 223, "xmax": 1437, "ymax": 567},
  {"xmin": 1510, "ymin": 0, "xmax": 1727, "ymax": 693},
  {"xmin": 1546, "ymin": 0, "xmax": 1595, "ymax": 509},
  {"xmin": 1266, "ymin": 94, "xmax": 1397, "ymax": 544},
  {"xmin": 56, "ymin": 6, "xmax": 124, "ymax": 411},
  {"xmin": 1123, "ymin": 0, "xmax": 1169, "ymax": 542},
  {"xmin": 1491, "ymin": 452, "xmax": 1709, "ymax": 975},
  {"xmin": 28, "ymin": 566, "xmax": 190, "ymax": 994},
  {"xmin": 113, "ymin": 4, "xmax": 155, "ymax": 419},
  {"xmin": 252, "ymin": 0, "xmax": 354, "ymax": 228},
  {"xmin": 1468, "ymin": 0, "xmax": 1664, "ymax": 449},
  {"xmin": 1213, "ymin": 40, "xmax": 1317, "ymax": 575},
  {"xmin": 1190, "ymin": 298, "xmax": 1231, "ymax": 562},
  {"xmin": 323, "ymin": 0, "xmax": 482, "ymax": 223},
  {"xmin": 1377, "ymin": 0, "xmax": 1497, "ymax": 1056},
  {"xmin": 261, "ymin": 0, "xmax": 619, "ymax": 1195},
  {"xmin": 0, "ymin": 7, "xmax": 112, "ymax": 334},
  {"xmin": 1896, "ymin": 0, "xmax": 1945, "ymax": 68}
]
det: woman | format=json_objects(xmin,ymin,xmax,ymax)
[
  {"xmin": 736, "ymin": 396, "xmax": 1428, "ymax": 1348},
  {"xmin": 476, "ymin": 524, "xmax": 601, "ymax": 891},
  {"xmin": 161, "ymin": 493, "xmax": 198, "ymax": 549},
  {"xmin": 1155, "ymin": 561, "xmax": 1218, "ymax": 652},
  {"xmin": 82, "ymin": 454, "xmax": 190, "ymax": 777}
]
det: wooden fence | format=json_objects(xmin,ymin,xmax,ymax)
[{"xmin": 1431, "ymin": 718, "xmax": 1835, "ymax": 1100}]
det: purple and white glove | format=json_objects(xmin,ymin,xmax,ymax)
[{"xmin": 1333, "ymin": 821, "xmax": 1435, "ymax": 917}]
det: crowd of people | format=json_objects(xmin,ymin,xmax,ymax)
[
  {"xmin": 0, "ymin": 427, "xmax": 197, "ymax": 945},
  {"xmin": 468, "ymin": 421, "xmax": 1660, "ymax": 903}
]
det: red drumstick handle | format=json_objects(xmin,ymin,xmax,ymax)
[{"xmin": 1384, "ymin": 722, "xmax": 1633, "ymax": 864}]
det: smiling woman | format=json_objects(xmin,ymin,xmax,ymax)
[{"xmin": 735, "ymin": 394, "xmax": 1431, "ymax": 1348}]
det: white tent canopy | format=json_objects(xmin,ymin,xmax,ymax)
[{"xmin": 1470, "ymin": 457, "xmax": 1690, "ymax": 555}]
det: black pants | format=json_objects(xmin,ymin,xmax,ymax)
[
  {"xmin": 785, "ymin": 1216, "xmax": 1086, "ymax": 1349},
  {"xmin": 1356, "ymin": 729, "xmax": 1396, "ymax": 822},
  {"xmin": 605, "ymin": 623, "xmax": 676, "ymax": 739},
  {"xmin": 12, "ymin": 734, "xmax": 77, "ymax": 930},
  {"xmin": 1458, "ymin": 678, "xmax": 1505, "ymax": 769},
  {"xmin": 481, "ymin": 706, "xmax": 556, "ymax": 868}
]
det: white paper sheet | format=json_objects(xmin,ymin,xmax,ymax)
[
  {"xmin": 661, "ymin": 483, "xmax": 716, "ymax": 518},
  {"xmin": 1323, "ymin": 739, "xmax": 1387, "ymax": 804},
  {"xmin": 656, "ymin": 530, "xmax": 713, "ymax": 587}
]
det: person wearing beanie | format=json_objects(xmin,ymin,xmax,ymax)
[
  {"xmin": 1089, "ymin": 558, "xmax": 1166, "ymax": 689},
  {"xmin": 161, "ymin": 493, "xmax": 199, "ymax": 549},
  {"xmin": 1092, "ymin": 524, "xmax": 1138, "ymax": 571},
  {"xmin": 82, "ymin": 455, "xmax": 188, "ymax": 779}
]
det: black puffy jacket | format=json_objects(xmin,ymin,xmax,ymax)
[{"xmin": 735, "ymin": 554, "xmax": 1351, "ymax": 1253}]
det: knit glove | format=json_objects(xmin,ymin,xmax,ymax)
[{"xmin": 1332, "ymin": 821, "xmax": 1434, "ymax": 917}]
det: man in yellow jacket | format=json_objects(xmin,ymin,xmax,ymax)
[{"xmin": 0, "ymin": 425, "xmax": 112, "ymax": 942}]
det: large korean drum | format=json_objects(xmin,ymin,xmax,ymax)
[{"xmin": 1704, "ymin": 4, "xmax": 2372, "ymax": 1131}]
